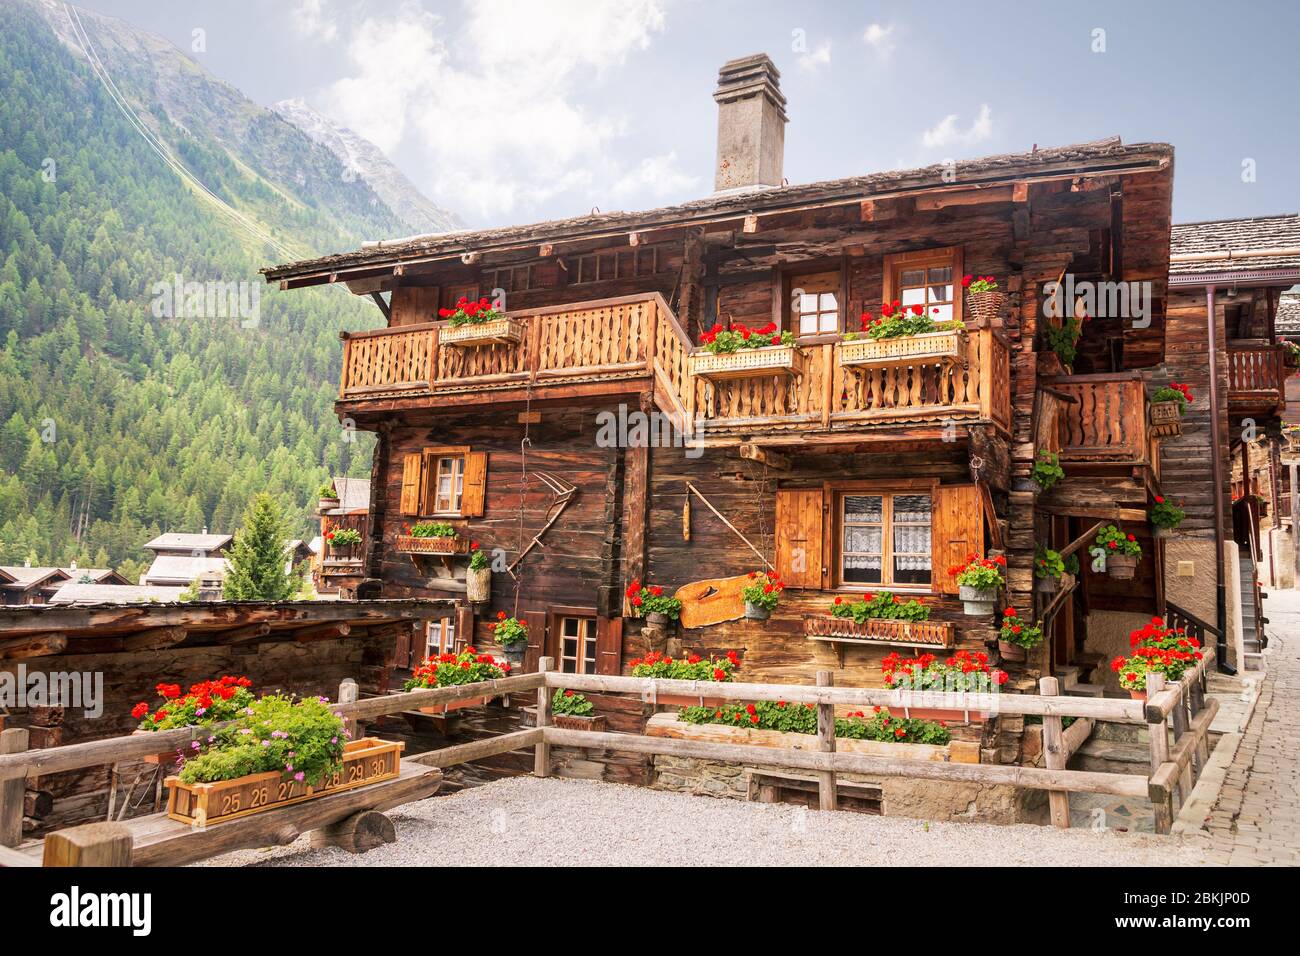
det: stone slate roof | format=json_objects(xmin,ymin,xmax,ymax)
[
  {"xmin": 0, "ymin": 566, "xmax": 70, "ymax": 590},
  {"xmin": 1278, "ymin": 292, "xmax": 1300, "ymax": 336},
  {"xmin": 263, "ymin": 137, "xmax": 1173, "ymax": 282},
  {"xmin": 1170, "ymin": 214, "xmax": 1300, "ymax": 275},
  {"xmin": 331, "ymin": 476, "xmax": 371, "ymax": 513},
  {"xmin": 49, "ymin": 582, "xmax": 189, "ymax": 605},
  {"xmin": 143, "ymin": 532, "xmax": 233, "ymax": 553},
  {"xmin": 141, "ymin": 554, "xmax": 228, "ymax": 585}
]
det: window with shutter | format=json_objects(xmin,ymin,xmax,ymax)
[
  {"xmin": 399, "ymin": 453, "xmax": 424, "ymax": 516},
  {"xmin": 775, "ymin": 488, "xmax": 825, "ymax": 588},
  {"xmin": 461, "ymin": 451, "xmax": 488, "ymax": 516}
]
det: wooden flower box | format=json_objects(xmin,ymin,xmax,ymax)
[
  {"xmin": 164, "ymin": 737, "xmax": 403, "ymax": 827},
  {"xmin": 803, "ymin": 614, "xmax": 955, "ymax": 649},
  {"xmin": 439, "ymin": 318, "xmax": 524, "ymax": 348},
  {"xmin": 395, "ymin": 534, "xmax": 470, "ymax": 555},
  {"xmin": 1149, "ymin": 400, "xmax": 1182, "ymax": 438},
  {"xmin": 417, "ymin": 695, "xmax": 492, "ymax": 716},
  {"xmin": 552, "ymin": 713, "xmax": 608, "ymax": 732},
  {"xmin": 838, "ymin": 329, "xmax": 966, "ymax": 370},
  {"xmin": 691, "ymin": 345, "xmax": 803, "ymax": 382}
]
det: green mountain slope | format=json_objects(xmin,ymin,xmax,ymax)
[{"xmin": 0, "ymin": 0, "xmax": 420, "ymax": 581}]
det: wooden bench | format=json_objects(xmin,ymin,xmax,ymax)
[{"xmin": 10, "ymin": 759, "xmax": 441, "ymax": 867}]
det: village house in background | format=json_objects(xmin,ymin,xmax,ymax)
[
  {"xmin": 0, "ymin": 563, "xmax": 129, "ymax": 606},
  {"xmin": 138, "ymin": 531, "xmax": 233, "ymax": 591},
  {"xmin": 259, "ymin": 54, "xmax": 1233, "ymax": 822},
  {"xmin": 314, "ymin": 476, "xmax": 371, "ymax": 598},
  {"xmin": 1164, "ymin": 214, "xmax": 1300, "ymax": 670}
]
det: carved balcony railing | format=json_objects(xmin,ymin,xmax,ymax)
[
  {"xmin": 338, "ymin": 293, "xmax": 1012, "ymax": 438},
  {"xmin": 1046, "ymin": 371, "xmax": 1160, "ymax": 481},
  {"xmin": 1226, "ymin": 341, "xmax": 1288, "ymax": 417}
]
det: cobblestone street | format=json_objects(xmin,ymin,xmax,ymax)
[{"xmin": 1181, "ymin": 587, "xmax": 1300, "ymax": 865}]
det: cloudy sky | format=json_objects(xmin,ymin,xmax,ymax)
[{"xmin": 74, "ymin": 0, "xmax": 1300, "ymax": 230}]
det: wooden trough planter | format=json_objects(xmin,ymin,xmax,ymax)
[
  {"xmin": 838, "ymin": 329, "xmax": 966, "ymax": 370},
  {"xmin": 1149, "ymin": 400, "xmax": 1182, "ymax": 438},
  {"xmin": 552, "ymin": 713, "xmax": 608, "ymax": 732},
  {"xmin": 690, "ymin": 345, "xmax": 804, "ymax": 382},
  {"xmin": 418, "ymin": 695, "xmax": 492, "ymax": 716},
  {"xmin": 395, "ymin": 534, "xmax": 470, "ymax": 555},
  {"xmin": 439, "ymin": 318, "xmax": 524, "ymax": 348},
  {"xmin": 164, "ymin": 737, "xmax": 403, "ymax": 827},
  {"xmin": 803, "ymin": 614, "xmax": 954, "ymax": 648}
]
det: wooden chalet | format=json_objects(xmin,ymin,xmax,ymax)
[
  {"xmin": 315, "ymin": 476, "xmax": 371, "ymax": 597},
  {"xmin": 262, "ymin": 54, "xmax": 1194, "ymax": 811},
  {"xmin": 1166, "ymin": 214, "xmax": 1300, "ymax": 670}
]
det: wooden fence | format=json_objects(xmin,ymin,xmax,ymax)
[{"xmin": 0, "ymin": 653, "xmax": 1217, "ymax": 866}]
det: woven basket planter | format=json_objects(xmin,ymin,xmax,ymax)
[
  {"xmin": 395, "ymin": 535, "xmax": 470, "ymax": 555},
  {"xmin": 838, "ymin": 329, "xmax": 966, "ymax": 370},
  {"xmin": 1149, "ymin": 400, "xmax": 1183, "ymax": 438},
  {"xmin": 965, "ymin": 290, "xmax": 1007, "ymax": 327},
  {"xmin": 691, "ymin": 344, "xmax": 803, "ymax": 382},
  {"xmin": 439, "ymin": 318, "xmax": 524, "ymax": 347}
]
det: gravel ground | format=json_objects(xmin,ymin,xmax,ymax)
[{"xmin": 209, "ymin": 775, "xmax": 1212, "ymax": 867}]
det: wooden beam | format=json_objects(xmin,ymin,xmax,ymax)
[
  {"xmin": 291, "ymin": 622, "xmax": 351, "ymax": 643},
  {"xmin": 0, "ymin": 633, "xmax": 67, "ymax": 659},
  {"xmin": 42, "ymin": 821, "xmax": 133, "ymax": 867},
  {"xmin": 120, "ymin": 626, "xmax": 186, "ymax": 652},
  {"xmin": 738, "ymin": 443, "xmax": 791, "ymax": 471},
  {"xmin": 368, "ymin": 291, "xmax": 391, "ymax": 321},
  {"xmin": 1039, "ymin": 676, "xmax": 1070, "ymax": 828},
  {"xmin": 915, "ymin": 185, "xmax": 1015, "ymax": 210},
  {"xmin": 0, "ymin": 729, "xmax": 27, "ymax": 846},
  {"xmin": 209, "ymin": 622, "xmax": 271, "ymax": 644}
]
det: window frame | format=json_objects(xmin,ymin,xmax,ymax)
[
  {"xmin": 828, "ymin": 479, "xmax": 939, "ymax": 593},
  {"xmin": 881, "ymin": 246, "xmax": 965, "ymax": 329},
  {"xmin": 425, "ymin": 617, "xmax": 457, "ymax": 658},
  {"xmin": 547, "ymin": 606, "xmax": 598, "ymax": 675},
  {"xmin": 777, "ymin": 258, "xmax": 850, "ymax": 340},
  {"xmin": 420, "ymin": 445, "xmax": 470, "ymax": 518}
]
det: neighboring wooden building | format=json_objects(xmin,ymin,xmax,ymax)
[
  {"xmin": 1165, "ymin": 214, "xmax": 1300, "ymax": 669},
  {"xmin": 139, "ymin": 531, "xmax": 232, "ymax": 589},
  {"xmin": 264, "ymin": 55, "xmax": 1187, "ymax": 814},
  {"xmin": 315, "ymin": 477, "xmax": 370, "ymax": 597},
  {"xmin": 0, "ymin": 566, "xmax": 71, "ymax": 605}
]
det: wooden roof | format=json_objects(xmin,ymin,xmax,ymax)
[
  {"xmin": 0, "ymin": 598, "xmax": 454, "ymax": 659},
  {"xmin": 263, "ymin": 137, "xmax": 1174, "ymax": 285}
]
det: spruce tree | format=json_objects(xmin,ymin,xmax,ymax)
[{"xmin": 222, "ymin": 494, "xmax": 296, "ymax": 601}]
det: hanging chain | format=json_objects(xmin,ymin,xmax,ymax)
[{"xmin": 513, "ymin": 374, "xmax": 534, "ymax": 618}]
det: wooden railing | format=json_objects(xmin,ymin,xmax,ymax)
[
  {"xmin": 1047, "ymin": 372, "xmax": 1159, "ymax": 474},
  {"xmin": 340, "ymin": 293, "xmax": 1013, "ymax": 436},
  {"xmin": 1226, "ymin": 342, "xmax": 1287, "ymax": 413}
]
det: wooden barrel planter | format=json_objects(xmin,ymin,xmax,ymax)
[
  {"xmin": 395, "ymin": 535, "xmax": 470, "ymax": 555},
  {"xmin": 439, "ymin": 318, "xmax": 524, "ymax": 347},
  {"xmin": 1149, "ymin": 400, "xmax": 1182, "ymax": 438},
  {"xmin": 690, "ymin": 344, "xmax": 804, "ymax": 382},
  {"xmin": 1106, "ymin": 554, "xmax": 1138, "ymax": 579},
  {"xmin": 838, "ymin": 329, "xmax": 966, "ymax": 370},
  {"xmin": 164, "ymin": 737, "xmax": 403, "ymax": 827}
]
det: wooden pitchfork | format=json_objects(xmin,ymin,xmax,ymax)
[{"xmin": 507, "ymin": 471, "xmax": 578, "ymax": 576}]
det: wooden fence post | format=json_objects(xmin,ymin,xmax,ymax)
[
  {"xmin": 816, "ymin": 670, "xmax": 837, "ymax": 812},
  {"xmin": 535, "ymin": 657, "xmax": 553, "ymax": 778},
  {"xmin": 1038, "ymin": 676, "xmax": 1070, "ymax": 829},
  {"xmin": 337, "ymin": 678, "xmax": 359, "ymax": 742},
  {"xmin": 1172, "ymin": 682, "xmax": 1196, "ymax": 790},
  {"xmin": 0, "ymin": 728, "xmax": 28, "ymax": 847},
  {"xmin": 1145, "ymin": 672, "xmax": 1174, "ymax": 834},
  {"xmin": 42, "ymin": 822, "xmax": 133, "ymax": 867}
]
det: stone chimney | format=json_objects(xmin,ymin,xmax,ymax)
[{"xmin": 713, "ymin": 53, "xmax": 787, "ymax": 193}]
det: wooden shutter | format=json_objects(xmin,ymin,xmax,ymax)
[
  {"xmin": 455, "ymin": 605, "xmax": 475, "ymax": 653},
  {"xmin": 461, "ymin": 451, "xmax": 488, "ymax": 516},
  {"xmin": 399, "ymin": 453, "xmax": 424, "ymax": 516},
  {"xmin": 932, "ymin": 484, "xmax": 984, "ymax": 594},
  {"xmin": 595, "ymin": 616, "xmax": 623, "ymax": 675},
  {"xmin": 775, "ymin": 488, "xmax": 824, "ymax": 588}
]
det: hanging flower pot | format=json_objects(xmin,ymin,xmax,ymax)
[
  {"xmin": 489, "ymin": 612, "xmax": 530, "ymax": 669},
  {"xmin": 465, "ymin": 543, "xmax": 491, "ymax": 602},
  {"xmin": 949, "ymin": 554, "xmax": 1006, "ymax": 617},
  {"xmin": 744, "ymin": 601, "xmax": 771, "ymax": 621},
  {"xmin": 1106, "ymin": 554, "xmax": 1138, "ymax": 579},
  {"xmin": 740, "ymin": 570, "xmax": 783, "ymax": 621},
  {"xmin": 625, "ymin": 579, "xmax": 682, "ymax": 626},
  {"xmin": 996, "ymin": 639, "xmax": 1027, "ymax": 662},
  {"xmin": 958, "ymin": 585, "xmax": 997, "ymax": 615},
  {"xmin": 1095, "ymin": 524, "xmax": 1141, "ymax": 580},
  {"xmin": 962, "ymin": 275, "xmax": 1007, "ymax": 327},
  {"xmin": 997, "ymin": 607, "xmax": 1042, "ymax": 665}
]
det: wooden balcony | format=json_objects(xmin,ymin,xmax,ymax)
[
  {"xmin": 1227, "ymin": 342, "xmax": 1288, "ymax": 417},
  {"xmin": 338, "ymin": 293, "xmax": 1012, "ymax": 440},
  {"xmin": 1046, "ymin": 372, "xmax": 1161, "ymax": 487}
]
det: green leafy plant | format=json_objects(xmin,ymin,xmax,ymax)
[
  {"xmin": 489, "ymin": 610, "xmax": 529, "ymax": 647},
  {"xmin": 829, "ymin": 591, "xmax": 930, "ymax": 622},
  {"xmin": 882, "ymin": 650, "xmax": 1009, "ymax": 693},
  {"xmin": 407, "ymin": 521, "xmax": 456, "ymax": 538},
  {"xmin": 326, "ymin": 527, "xmax": 361, "ymax": 548},
  {"xmin": 177, "ymin": 693, "xmax": 346, "ymax": 787},
  {"xmin": 858, "ymin": 300, "xmax": 962, "ymax": 341},
  {"xmin": 1030, "ymin": 450, "xmax": 1065, "ymax": 491},
  {"xmin": 552, "ymin": 688, "xmax": 595, "ymax": 718},
  {"xmin": 630, "ymin": 649, "xmax": 739, "ymax": 681},
  {"xmin": 625, "ymin": 579, "xmax": 683, "ymax": 620},
  {"xmin": 1034, "ymin": 546, "xmax": 1065, "ymax": 580},
  {"xmin": 963, "ymin": 274, "xmax": 999, "ymax": 294},
  {"xmin": 1149, "ymin": 495, "xmax": 1185, "ymax": 530},
  {"xmin": 468, "ymin": 541, "xmax": 490, "ymax": 571},
  {"xmin": 678, "ymin": 699, "xmax": 951, "ymax": 745},
  {"xmin": 405, "ymin": 648, "xmax": 509, "ymax": 688},
  {"xmin": 1095, "ymin": 524, "xmax": 1141, "ymax": 557},
  {"xmin": 699, "ymin": 321, "xmax": 795, "ymax": 354},
  {"xmin": 1063, "ymin": 552, "xmax": 1080, "ymax": 576},
  {"xmin": 740, "ymin": 571, "xmax": 785, "ymax": 612},
  {"xmin": 439, "ymin": 296, "xmax": 505, "ymax": 327},
  {"xmin": 318, "ymin": 482, "xmax": 339, "ymax": 499},
  {"xmin": 1044, "ymin": 314, "xmax": 1082, "ymax": 366},
  {"xmin": 999, "ymin": 606, "xmax": 1044, "ymax": 650},
  {"xmin": 1151, "ymin": 382, "xmax": 1192, "ymax": 413},
  {"xmin": 947, "ymin": 553, "xmax": 1007, "ymax": 591}
]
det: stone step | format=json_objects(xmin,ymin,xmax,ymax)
[
  {"xmin": 1065, "ymin": 682, "xmax": 1106, "ymax": 698},
  {"xmin": 1054, "ymin": 665, "xmax": 1080, "ymax": 689},
  {"xmin": 1244, "ymin": 652, "xmax": 1264, "ymax": 671}
]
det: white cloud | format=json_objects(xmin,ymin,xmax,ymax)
[
  {"xmin": 315, "ymin": 0, "xmax": 671, "ymax": 220},
  {"xmin": 610, "ymin": 152, "xmax": 699, "ymax": 201},
  {"xmin": 863, "ymin": 23, "xmax": 895, "ymax": 56},
  {"xmin": 797, "ymin": 41, "xmax": 832, "ymax": 72},
  {"xmin": 921, "ymin": 104, "xmax": 994, "ymax": 150},
  {"xmin": 291, "ymin": 0, "xmax": 339, "ymax": 44}
]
